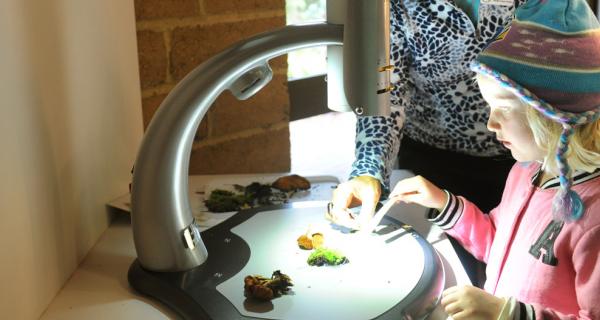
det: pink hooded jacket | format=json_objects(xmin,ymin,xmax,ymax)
[{"xmin": 429, "ymin": 162, "xmax": 600, "ymax": 319}]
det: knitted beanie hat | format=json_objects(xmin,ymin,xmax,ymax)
[{"xmin": 470, "ymin": 0, "xmax": 600, "ymax": 222}]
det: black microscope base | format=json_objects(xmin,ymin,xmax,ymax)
[{"xmin": 128, "ymin": 204, "xmax": 444, "ymax": 320}]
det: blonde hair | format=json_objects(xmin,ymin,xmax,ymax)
[{"xmin": 526, "ymin": 106, "xmax": 600, "ymax": 176}]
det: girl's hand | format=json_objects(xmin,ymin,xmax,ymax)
[
  {"xmin": 441, "ymin": 285, "xmax": 505, "ymax": 320},
  {"xmin": 389, "ymin": 175, "xmax": 447, "ymax": 210}
]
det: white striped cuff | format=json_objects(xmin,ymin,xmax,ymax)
[{"xmin": 426, "ymin": 190, "xmax": 463, "ymax": 230}]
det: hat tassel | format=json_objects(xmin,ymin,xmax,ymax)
[{"xmin": 552, "ymin": 125, "xmax": 584, "ymax": 222}]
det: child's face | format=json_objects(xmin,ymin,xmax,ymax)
[{"xmin": 477, "ymin": 74, "xmax": 545, "ymax": 162}]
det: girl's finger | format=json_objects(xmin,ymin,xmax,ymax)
[
  {"xmin": 442, "ymin": 286, "xmax": 459, "ymax": 297},
  {"xmin": 390, "ymin": 177, "xmax": 424, "ymax": 197},
  {"xmin": 447, "ymin": 309, "xmax": 470, "ymax": 320},
  {"xmin": 443, "ymin": 301, "xmax": 463, "ymax": 317},
  {"xmin": 440, "ymin": 286, "xmax": 463, "ymax": 308},
  {"xmin": 395, "ymin": 192, "xmax": 423, "ymax": 204},
  {"xmin": 440, "ymin": 292, "xmax": 458, "ymax": 308},
  {"xmin": 390, "ymin": 190, "xmax": 419, "ymax": 199}
]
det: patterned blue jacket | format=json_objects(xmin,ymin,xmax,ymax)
[{"xmin": 351, "ymin": 0, "xmax": 522, "ymax": 193}]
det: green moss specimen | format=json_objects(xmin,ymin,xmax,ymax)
[
  {"xmin": 204, "ymin": 189, "xmax": 251, "ymax": 212},
  {"xmin": 204, "ymin": 182, "xmax": 290, "ymax": 213},
  {"xmin": 307, "ymin": 247, "xmax": 349, "ymax": 266}
]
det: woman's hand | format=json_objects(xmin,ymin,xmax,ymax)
[
  {"xmin": 328, "ymin": 176, "xmax": 381, "ymax": 230},
  {"xmin": 389, "ymin": 175, "xmax": 447, "ymax": 210},
  {"xmin": 441, "ymin": 285, "xmax": 505, "ymax": 320}
]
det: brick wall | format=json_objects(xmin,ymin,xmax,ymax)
[{"xmin": 134, "ymin": 0, "xmax": 290, "ymax": 174}]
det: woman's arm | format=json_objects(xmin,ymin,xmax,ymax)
[{"xmin": 349, "ymin": 3, "xmax": 411, "ymax": 194}]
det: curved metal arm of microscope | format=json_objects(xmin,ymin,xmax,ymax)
[{"xmin": 130, "ymin": 23, "xmax": 344, "ymax": 272}]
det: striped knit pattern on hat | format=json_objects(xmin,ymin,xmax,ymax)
[{"xmin": 471, "ymin": 0, "xmax": 600, "ymax": 222}]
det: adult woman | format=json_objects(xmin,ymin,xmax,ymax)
[{"xmin": 330, "ymin": 0, "xmax": 524, "ymax": 286}]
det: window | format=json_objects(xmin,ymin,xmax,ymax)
[{"xmin": 286, "ymin": 0, "xmax": 327, "ymax": 80}]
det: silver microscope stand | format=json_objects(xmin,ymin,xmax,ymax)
[{"xmin": 127, "ymin": 22, "xmax": 443, "ymax": 319}]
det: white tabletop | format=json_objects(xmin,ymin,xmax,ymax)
[{"xmin": 41, "ymin": 171, "xmax": 470, "ymax": 320}]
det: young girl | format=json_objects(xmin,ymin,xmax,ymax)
[{"xmin": 390, "ymin": 0, "xmax": 600, "ymax": 318}]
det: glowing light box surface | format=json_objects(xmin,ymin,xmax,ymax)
[{"xmin": 216, "ymin": 206, "xmax": 425, "ymax": 320}]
